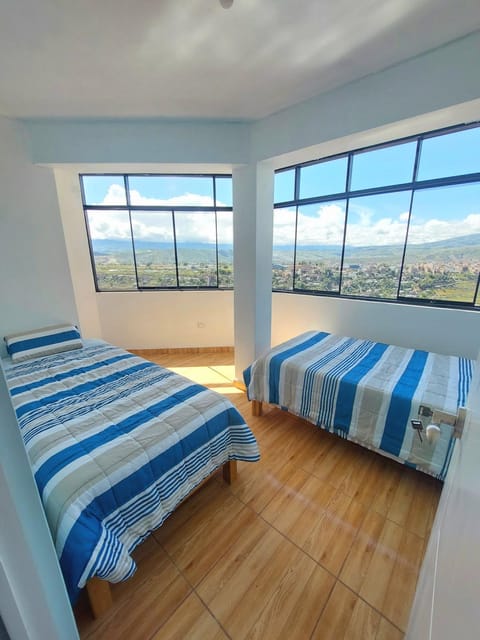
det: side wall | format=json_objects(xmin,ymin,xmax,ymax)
[
  {"xmin": 0, "ymin": 118, "xmax": 78, "ymax": 348},
  {"xmin": 0, "ymin": 116, "xmax": 79, "ymax": 639},
  {"xmin": 54, "ymin": 167, "xmax": 235, "ymax": 348},
  {"xmin": 407, "ymin": 351, "xmax": 480, "ymax": 638},
  {"xmin": 272, "ymin": 293, "xmax": 479, "ymax": 359},
  {"xmin": 29, "ymin": 32, "xmax": 480, "ymax": 357}
]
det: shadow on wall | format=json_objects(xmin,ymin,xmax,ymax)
[{"xmin": 0, "ymin": 616, "xmax": 10, "ymax": 640}]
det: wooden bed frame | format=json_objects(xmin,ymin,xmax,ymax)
[{"xmin": 85, "ymin": 459, "xmax": 237, "ymax": 618}]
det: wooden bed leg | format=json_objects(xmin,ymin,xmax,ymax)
[
  {"xmin": 86, "ymin": 577, "xmax": 113, "ymax": 619},
  {"xmin": 222, "ymin": 459, "xmax": 237, "ymax": 484},
  {"xmin": 252, "ymin": 400, "xmax": 263, "ymax": 417}
]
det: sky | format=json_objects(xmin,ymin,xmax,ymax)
[{"xmin": 82, "ymin": 125, "xmax": 480, "ymax": 248}]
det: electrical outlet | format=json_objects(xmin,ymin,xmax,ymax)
[{"xmin": 197, "ymin": 321, "xmax": 205, "ymax": 329}]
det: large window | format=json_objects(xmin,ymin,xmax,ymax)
[
  {"xmin": 273, "ymin": 122, "xmax": 480, "ymax": 308},
  {"xmin": 80, "ymin": 174, "xmax": 233, "ymax": 291}
]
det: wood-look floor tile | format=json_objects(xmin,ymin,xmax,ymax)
[
  {"xmin": 302, "ymin": 438, "xmax": 353, "ymax": 486},
  {"xmin": 165, "ymin": 504, "xmax": 258, "ymax": 586},
  {"xmin": 76, "ymin": 536, "xmax": 172, "ymax": 638},
  {"xmin": 195, "ymin": 515, "xmax": 271, "ymax": 605},
  {"xmin": 370, "ymin": 460, "xmax": 403, "ymax": 517},
  {"xmin": 387, "ymin": 469, "xmax": 417, "ymax": 528},
  {"xmin": 157, "ymin": 480, "xmax": 244, "ymax": 553},
  {"xmin": 342, "ymin": 511, "xmax": 425, "ymax": 632},
  {"xmin": 340, "ymin": 509, "xmax": 386, "ymax": 594},
  {"xmin": 244, "ymin": 554, "xmax": 335, "ymax": 640},
  {"xmin": 340, "ymin": 451, "xmax": 385, "ymax": 505},
  {"xmin": 77, "ymin": 351, "xmax": 439, "ymax": 640},
  {"xmin": 401, "ymin": 475, "xmax": 442, "ymax": 539},
  {"xmin": 307, "ymin": 489, "xmax": 368, "ymax": 575},
  {"xmin": 85, "ymin": 556, "xmax": 191, "ymax": 640},
  {"xmin": 152, "ymin": 592, "xmax": 227, "ymax": 640},
  {"xmin": 312, "ymin": 582, "xmax": 381, "ymax": 640},
  {"xmin": 261, "ymin": 467, "xmax": 331, "ymax": 530},
  {"xmin": 359, "ymin": 518, "xmax": 404, "ymax": 614},
  {"xmin": 198, "ymin": 527, "xmax": 313, "ymax": 640},
  {"xmin": 268, "ymin": 477, "xmax": 368, "ymax": 576},
  {"xmin": 376, "ymin": 615, "xmax": 405, "ymax": 640},
  {"xmin": 228, "ymin": 455, "xmax": 299, "ymax": 514},
  {"xmin": 381, "ymin": 529, "xmax": 426, "ymax": 631},
  {"xmin": 151, "ymin": 477, "xmax": 224, "ymax": 544}
]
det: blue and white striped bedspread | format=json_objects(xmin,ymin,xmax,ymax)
[
  {"xmin": 244, "ymin": 331, "xmax": 474, "ymax": 479},
  {"xmin": 5, "ymin": 342, "xmax": 259, "ymax": 602}
]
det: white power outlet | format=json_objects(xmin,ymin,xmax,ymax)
[{"xmin": 197, "ymin": 322, "xmax": 206, "ymax": 329}]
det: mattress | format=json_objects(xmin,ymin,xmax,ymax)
[
  {"xmin": 4, "ymin": 340, "xmax": 260, "ymax": 602},
  {"xmin": 244, "ymin": 331, "xmax": 474, "ymax": 479}
]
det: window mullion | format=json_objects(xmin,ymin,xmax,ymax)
[
  {"xmin": 292, "ymin": 205, "xmax": 299, "ymax": 291},
  {"xmin": 172, "ymin": 211, "xmax": 180, "ymax": 288}
]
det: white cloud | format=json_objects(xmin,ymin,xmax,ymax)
[
  {"xmin": 274, "ymin": 203, "xmax": 480, "ymax": 246},
  {"xmin": 88, "ymin": 206, "xmax": 232, "ymax": 244},
  {"xmin": 92, "ymin": 187, "xmax": 480, "ymax": 247},
  {"xmin": 102, "ymin": 184, "xmax": 222, "ymax": 208}
]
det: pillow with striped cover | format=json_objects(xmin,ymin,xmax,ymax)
[{"xmin": 4, "ymin": 324, "xmax": 83, "ymax": 362}]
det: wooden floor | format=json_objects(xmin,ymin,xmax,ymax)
[{"xmin": 75, "ymin": 350, "xmax": 442, "ymax": 640}]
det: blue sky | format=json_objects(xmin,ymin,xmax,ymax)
[
  {"xmin": 81, "ymin": 125, "xmax": 480, "ymax": 247},
  {"xmin": 274, "ymin": 125, "xmax": 480, "ymax": 204},
  {"xmin": 82, "ymin": 175, "xmax": 232, "ymax": 207}
]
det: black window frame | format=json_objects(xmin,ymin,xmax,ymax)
[
  {"xmin": 80, "ymin": 173, "xmax": 234, "ymax": 292},
  {"xmin": 273, "ymin": 121, "xmax": 480, "ymax": 310}
]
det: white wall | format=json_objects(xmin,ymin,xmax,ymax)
[
  {"xmin": 0, "ymin": 118, "xmax": 78, "ymax": 352},
  {"xmin": 25, "ymin": 31, "xmax": 480, "ymax": 364},
  {"xmin": 1, "ymin": 28, "xmax": 480, "ymax": 640},
  {"xmin": 26, "ymin": 119, "xmax": 251, "ymax": 165},
  {"xmin": 0, "ymin": 367, "xmax": 78, "ymax": 640},
  {"xmin": 407, "ymin": 351, "xmax": 480, "ymax": 638},
  {"xmin": 252, "ymin": 30, "xmax": 480, "ymax": 164},
  {"xmin": 54, "ymin": 166, "xmax": 235, "ymax": 348},
  {"xmin": 0, "ymin": 116, "xmax": 79, "ymax": 639},
  {"xmin": 272, "ymin": 293, "xmax": 480, "ymax": 359},
  {"xmin": 96, "ymin": 290, "xmax": 234, "ymax": 349}
]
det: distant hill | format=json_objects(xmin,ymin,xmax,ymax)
[
  {"xmin": 275, "ymin": 233, "xmax": 480, "ymax": 264},
  {"xmin": 92, "ymin": 239, "xmax": 233, "ymax": 264},
  {"xmin": 91, "ymin": 233, "xmax": 479, "ymax": 266},
  {"xmin": 92, "ymin": 239, "xmax": 233, "ymax": 252}
]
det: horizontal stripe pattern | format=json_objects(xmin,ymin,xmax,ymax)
[
  {"xmin": 5, "ymin": 342, "xmax": 259, "ymax": 603},
  {"xmin": 5, "ymin": 324, "xmax": 82, "ymax": 362},
  {"xmin": 246, "ymin": 331, "xmax": 474, "ymax": 480}
]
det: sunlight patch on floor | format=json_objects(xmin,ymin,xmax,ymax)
[{"xmin": 168, "ymin": 366, "xmax": 229, "ymax": 385}]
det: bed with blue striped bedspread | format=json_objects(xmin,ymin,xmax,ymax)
[
  {"xmin": 244, "ymin": 331, "xmax": 474, "ymax": 480},
  {"xmin": 4, "ymin": 341, "xmax": 259, "ymax": 603}
]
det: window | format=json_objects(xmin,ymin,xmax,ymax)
[
  {"xmin": 81, "ymin": 174, "xmax": 233, "ymax": 291},
  {"xmin": 273, "ymin": 122, "xmax": 480, "ymax": 309}
]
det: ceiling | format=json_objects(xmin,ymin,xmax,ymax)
[{"xmin": 1, "ymin": 0, "xmax": 479, "ymax": 121}]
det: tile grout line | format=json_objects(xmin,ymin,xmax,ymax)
[{"xmin": 155, "ymin": 538, "xmax": 234, "ymax": 640}]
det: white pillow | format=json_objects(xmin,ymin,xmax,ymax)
[{"xmin": 4, "ymin": 324, "xmax": 83, "ymax": 362}]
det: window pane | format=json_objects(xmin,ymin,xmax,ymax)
[
  {"xmin": 299, "ymin": 157, "xmax": 347, "ymax": 199},
  {"xmin": 131, "ymin": 212, "xmax": 177, "ymax": 287},
  {"xmin": 215, "ymin": 177, "xmax": 232, "ymax": 207},
  {"xmin": 85, "ymin": 210, "xmax": 137, "ymax": 290},
  {"xmin": 274, "ymin": 169, "xmax": 295, "ymax": 203},
  {"xmin": 417, "ymin": 126, "xmax": 480, "ymax": 181},
  {"xmin": 399, "ymin": 183, "xmax": 480, "ymax": 302},
  {"xmin": 294, "ymin": 201, "xmax": 346, "ymax": 291},
  {"xmin": 273, "ymin": 206, "xmax": 296, "ymax": 290},
  {"xmin": 350, "ymin": 141, "xmax": 416, "ymax": 191},
  {"xmin": 175, "ymin": 212, "xmax": 217, "ymax": 287},
  {"xmin": 341, "ymin": 192, "xmax": 411, "ymax": 298},
  {"xmin": 217, "ymin": 211, "xmax": 234, "ymax": 288},
  {"xmin": 128, "ymin": 176, "xmax": 214, "ymax": 206},
  {"xmin": 82, "ymin": 176, "xmax": 126, "ymax": 205}
]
